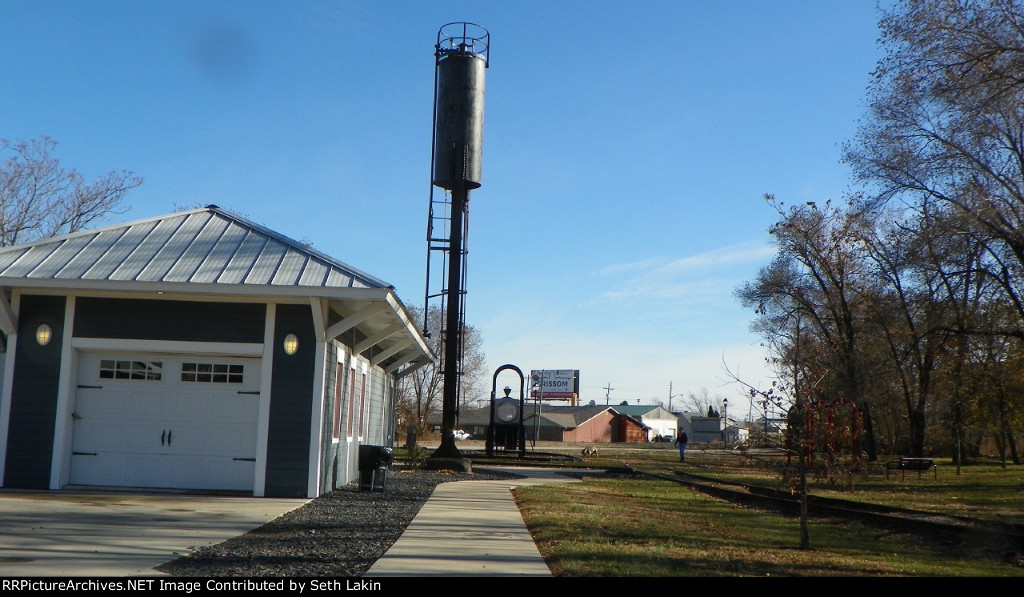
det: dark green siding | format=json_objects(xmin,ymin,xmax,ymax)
[
  {"xmin": 3, "ymin": 295, "xmax": 66, "ymax": 489},
  {"xmin": 74, "ymin": 298, "xmax": 264, "ymax": 343},
  {"xmin": 264, "ymin": 304, "xmax": 315, "ymax": 497}
]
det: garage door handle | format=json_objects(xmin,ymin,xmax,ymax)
[
  {"xmin": 78, "ymin": 385, "xmax": 102, "ymax": 389},
  {"xmin": 73, "ymin": 451, "xmax": 97, "ymax": 456},
  {"xmin": 233, "ymin": 457, "xmax": 256, "ymax": 462},
  {"xmin": 161, "ymin": 430, "xmax": 166, "ymax": 446},
  {"xmin": 237, "ymin": 391, "xmax": 260, "ymax": 395},
  {"xmin": 167, "ymin": 430, "xmax": 172, "ymax": 446}
]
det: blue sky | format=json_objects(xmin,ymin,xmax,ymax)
[{"xmin": 2, "ymin": 1, "xmax": 886, "ymax": 418}]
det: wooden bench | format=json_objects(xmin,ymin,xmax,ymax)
[{"xmin": 885, "ymin": 457, "xmax": 937, "ymax": 480}]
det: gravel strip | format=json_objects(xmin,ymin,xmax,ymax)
[{"xmin": 155, "ymin": 466, "xmax": 521, "ymax": 577}]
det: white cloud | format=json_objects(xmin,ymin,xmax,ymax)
[
  {"xmin": 593, "ymin": 241, "xmax": 775, "ymax": 306},
  {"xmin": 657, "ymin": 242, "xmax": 777, "ymax": 274},
  {"xmin": 597, "ymin": 256, "xmax": 667, "ymax": 277}
]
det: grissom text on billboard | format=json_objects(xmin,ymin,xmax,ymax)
[{"xmin": 530, "ymin": 369, "xmax": 579, "ymax": 400}]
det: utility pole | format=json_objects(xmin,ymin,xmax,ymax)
[
  {"xmin": 668, "ymin": 381, "xmax": 683, "ymax": 412},
  {"xmin": 603, "ymin": 382, "xmax": 614, "ymax": 406}
]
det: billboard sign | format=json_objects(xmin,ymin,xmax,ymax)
[{"xmin": 530, "ymin": 369, "xmax": 579, "ymax": 400}]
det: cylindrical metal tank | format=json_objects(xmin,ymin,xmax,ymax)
[{"xmin": 432, "ymin": 25, "xmax": 488, "ymax": 190}]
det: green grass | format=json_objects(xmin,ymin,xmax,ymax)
[{"xmin": 508, "ymin": 449, "xmax": 1024, "ymax": 577}]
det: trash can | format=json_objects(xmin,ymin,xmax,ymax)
[
  {"xmin": 358, "ymin": 445, "xmax": 394, "ymax": 491},
  {"xmin": 406, "ymin": 426, "xmax": 417, "ymax": 448}
]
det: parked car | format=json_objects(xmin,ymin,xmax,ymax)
[
  {"xmin": 652, "ymin": 434, "xmax": 675, "ymax": 443},
  {"xmin": 453, "ymin": 429, "xmax": 472, "ymax": 441}
]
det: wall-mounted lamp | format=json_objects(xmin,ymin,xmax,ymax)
[
  {"xmin": 36, "ymin": 324, "xmax": 52, "ymax": 346},
  {"xmin": 283, "ymin": 333, "xmax": 299, "ymax": 355}
]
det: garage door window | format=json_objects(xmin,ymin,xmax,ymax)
[
  {"xmin": 181, "ymin": 362, "xmax": 244, "ymax": 383},
  {"xmin": 99, "ymin": 359, "xmax": 163, "ymax": 381}
]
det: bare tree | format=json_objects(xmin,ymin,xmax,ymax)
[
  {"xmin": 842, "ymin": 0, "xmax": 1024, "ymax": 460},
  {"xmin": 737, "ymin": 196, "xmax": 880, "ymax": 459},
  {"xmin": 0, "ymin": 137, "xmax": 141, "ymax": 245},
  {"xmin": 685, "ymin": 388, "xmax": 728, "ymax": 417},
  {"xmin": 394, "ymin": 305, "xmax": 487, "ymax": 436},
  {"xmin": 844, "ymin": 0, "xmax": 1024, "ymax": 328},
  {"xmin": 854, "ymin": 206, "xmax": 972, "ymax": 457},
  {"xmin": 732, "ymin": 0, "xmax": 1024, "ymax": 478}
]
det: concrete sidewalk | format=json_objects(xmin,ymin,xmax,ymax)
[{"xmin": 366, "ymin": 466, "xmax": 592, "ymax": 577}]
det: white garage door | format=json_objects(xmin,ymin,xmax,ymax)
[{"xmin": 69, "ymin": 352, "xmax": 261, "ymax": 492}]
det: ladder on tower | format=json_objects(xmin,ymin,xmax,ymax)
[{"xmin": 423, "ymin": 185, "xmax": 469, "ymax": 403}]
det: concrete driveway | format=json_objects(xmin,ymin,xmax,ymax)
[{"xmin": 0, "ymin": 489, "xmax": 309, "ymax": 576}]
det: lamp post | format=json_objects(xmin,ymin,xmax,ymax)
[
  {"xmin": 532, "ymin": 378, "xmax": 543, "ymax": 449},
  {"xmin": 763, "ymin": 398, "xmax": 770, "ymax": 445},
  {"xmin": 722, "ymin": 398, "xmax": 728, "ymax": 444}
]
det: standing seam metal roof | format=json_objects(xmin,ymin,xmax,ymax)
[{"xmin": 0, "ymin": 206, "xmax": 392, "ymax": 290}]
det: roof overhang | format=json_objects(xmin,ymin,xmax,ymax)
[{"xmin": 0, "ymin": 278, "xmax": 435, "ymax": 377}]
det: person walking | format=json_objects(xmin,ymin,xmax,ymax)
[{"xmin": 674, "ymin": 429, "xmax": 689, "ymax": 462}]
